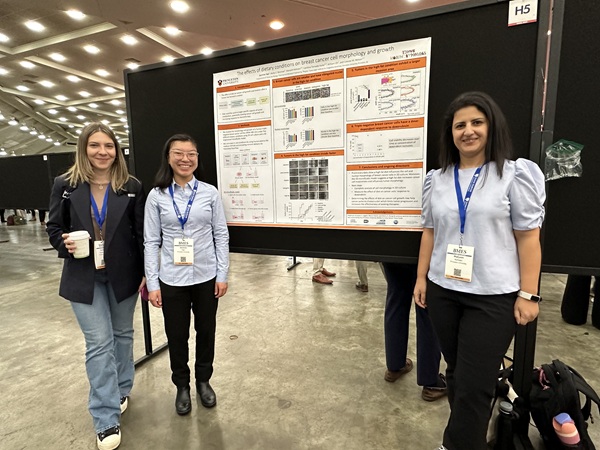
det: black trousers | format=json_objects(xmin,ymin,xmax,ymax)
[
  {"xmin": 426, "ymin": 281, "xmax": 517, "ymax": 450},
  {"xmin": 561, "ymin": 274, "xmax": 599, "ymax": 328},
  {"xmin": 382, "ymin": 263, "xmax": 441, "ymax": 386},
  {"xmin": 160, "ymin": 278, "xmax": 219, "ymax": 387}
]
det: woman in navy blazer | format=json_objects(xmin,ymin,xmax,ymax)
[{"xmin": 47, "ymin": 122, "xmax": 145, "ymax": 450}]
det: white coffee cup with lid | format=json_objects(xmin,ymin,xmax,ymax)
[{"xmin": 69, "ymin": 230, "xmax": 91, "ymax": 258}]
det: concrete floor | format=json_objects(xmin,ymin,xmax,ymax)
[{"xmin": 1, "ymin": 220, "xmax": 599, "ymax": 449}]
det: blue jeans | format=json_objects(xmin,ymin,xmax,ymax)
[{"xmin": 71, "ymin": 270, "xmax": 137, "ymax": 433}]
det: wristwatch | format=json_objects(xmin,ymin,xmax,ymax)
[{"xmin": 518, "ymin": 290, "xmax": 542, "ymax": 303}]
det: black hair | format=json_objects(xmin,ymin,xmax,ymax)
[
  {"xmin": 152, "ymin": 133, "xmax": 201, "ymax": 189},
  {"xmin": 439, "ymin": 91, "xmax": 513, "ymax": 177}
]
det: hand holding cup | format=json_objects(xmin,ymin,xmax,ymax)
[{"xmin": 62, "ymin": 230, "xmax": 91, "ymax": 258}]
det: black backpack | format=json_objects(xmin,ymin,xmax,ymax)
[{"xmin": 529, "ymin": 359, "xmax": 600, "ymax": 449}]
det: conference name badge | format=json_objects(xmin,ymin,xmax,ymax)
[
  {"xmin": 174, "ymin": 238, "xmax": 194, "ymax": 265},
  {"xmin": 444, "ymin": 244, "xmax": 474, "ymax": 282},
  {"xmin": 94, "ymin": 240, "xmax": 106, "ymax": 270}
]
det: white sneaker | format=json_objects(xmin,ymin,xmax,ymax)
[
  {"xmin": 120, "ymin": 396, "xmax": 128, "ymax": 414},
  {"xmin": 97, "ymin": 426, "xmax": 121, "ymax": 450}
]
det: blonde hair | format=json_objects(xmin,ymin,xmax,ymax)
[{"xmin": 65, "ymin": 122, "xmax": 131, "ymax": 191}]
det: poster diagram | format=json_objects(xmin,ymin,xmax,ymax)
[
  {"xmin": 346, "ymin": 59, "xmax": 427, "ymax": 122},
  {"xmin": 214, "ymin": 38, "xmax": 431, "ymax": 230},
  {"xmin": 273, "ymin": 70, "xmax": 345, "ymax": 152}
]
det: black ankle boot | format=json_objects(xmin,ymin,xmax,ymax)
[{"xmin": 175, "ymin": 386, "xmax": 192, "ymax": 415}]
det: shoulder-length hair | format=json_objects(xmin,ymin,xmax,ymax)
[
  {"xmin": 153, "ymin": 134, "xmax": 201, "ymax": 189},
  {"xmin": 64, "ymin": 122, "xmax": 130, "ymax": 190},
  {"xmin": 439, "ymin": 91, "xmax": 513, "ymax": 178}
]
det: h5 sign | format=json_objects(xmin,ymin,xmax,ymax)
[{"xmin": 508, "ymin": 0, "xmax": 538, "ymax": 26}]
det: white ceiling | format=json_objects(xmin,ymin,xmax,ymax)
[{"xmin": 0, "ymin": 0, "xmax": 465, "ymax": 157}]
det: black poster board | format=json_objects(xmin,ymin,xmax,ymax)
[
  {"xmin": 541, "ymin": 0, "xmax": 600, "ymax": 275},
  {"xmin": 0, "ymin": 155, "xmax": 50, "ymax": 209},
  {"xmin": 125, "ymin": 1, "xmax": 539, "ymax": 263}
]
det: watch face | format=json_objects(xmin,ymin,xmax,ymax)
[{"xmin": 519, "ymin": 291, "xmax": 542, "ymax": 302}]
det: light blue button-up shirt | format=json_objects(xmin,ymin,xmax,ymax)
[{"xmin": 144, "ymin": 177, "xmax": 229, "ymax": 291}]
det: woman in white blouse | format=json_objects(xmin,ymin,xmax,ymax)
[{"xmin": 413, "ymin": 92, "xmax": 546, "ymax": 450}]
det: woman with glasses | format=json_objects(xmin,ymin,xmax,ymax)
[{"xmin": 144, "ymin": 133, "xmax": 229, "ymax": 416}]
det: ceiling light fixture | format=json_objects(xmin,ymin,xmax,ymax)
[
  {"xmin": 201, "ymin": 47, "xmax": 213, "ymax": 55},
  {"xmin": 8, "ymin": 118, "xmax": 18, "ymax": 126},
  {"xmin": 103, "ymin": 87, "xmax": 117, "ymax": 94},
  {"xmin": 115, "ymin": 109, "xmax": 125, "ymax": 114},
  {"xmin": 66, "ymin": 10, "xmax": 86, "ymax": 20},
  {"xmin": 33, "ymin": 99, "xmax": 45, "ymax": 105},
  {"xmin": 25, "ymin": 20, "xmax": 45, "ymax": 32},
  {"xmin": 79, "ymin": 91, "xmax": 91, "ymax": 97},
  {"xmin": 46, "ymin": 137, "xmax": 53, "ymax": 142},
  {"xmin": 83, "ymin": 44, "xmax": 100, "ymax": 54},
  {"xmin": 39, "ymin": 80, "xmax": 55, "ymax": 87},
  {"xmin": 59, "ymin": 117, "xmax": 67, "ymax": 122},
  {"xmin": 0, "ymin": 33, "xmax": 9, "ymax": 43},
  {"xmin": 269, "ymin": 20, "xmax": 285, "ymax": 30},
  {"xmin": 89, "ymin": 103, "xmax": 98, "ymax": 108},
  {"xmin": 49, "ymin": 53, "xmax": 66, "ymax": 62},
  {"xmin": 121, "ymin": 35, "xmax": 138, "ymax": 45},
  {"xmin": 0, "ymin": 148, "xmax": 7, "ymax": 156},
  {"xmin": 20, "ymin": 125, "xmax": 29, "ymax": 131},
  {"xmin": 244, "ymin": 40, "xmax": 256, "ymax": 47},
  {"xmin": 54, "ymin": 141, "xmax": 61, "ymax": 146},
  {"xmin": 164, "ymin": 26, "xmax": 180, "ymax": 36},
  {"xmin": 38, "ymin": 134, "xmax": 46, "ymax": 139},
  {"xmin": 16, "ymin": 85, "xmax": 30, "ymax": 92},
  {"xmin": 0, "ymin": 67, "xmax": 8, "ymax": 75},
  {"xmin": 162, "ymin": 56, "xmax": 175, "ymax": 63},
  {"xmin": 110, "ymin": 100, "xmax": 121, "ymax": 106},
  {"xmin": 30, "ymin": 129, "xmax": 38, "ymax": 135},
  {"xmin": 170, "ymin": 1, "xmax": 190, "ymax": 13},
  {"xmin": 66, "ymin": 75, "xmax": 81, "ymax": 82},
  {"xmin": 67, "ymin": 106, "xmax": 77, "ymax": 112},
  {"xmin": 48, "ymin": 109, "xmax": 58, "ymax": 114},
  {"xmin": 126, "ymin": 62, "xmax": 139, "ymax": 70},
  {"xmin": 77, "ymin": 115, "xmax": 86, "ymax": 120},
  {"xmin": 20, "ymin": 61, "xmax": 36, "ymax": 69},
  {"xmin": 95, "ymin": 69, "xmax": 110, "ymax": 77},
  {"xmin": 55, "ymin": 95, "xmax": 68, "ymax": 101}
]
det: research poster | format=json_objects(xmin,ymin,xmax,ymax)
[{"xmin": 214, "ymin": 37, "xmax": 431, "ymax": 230}]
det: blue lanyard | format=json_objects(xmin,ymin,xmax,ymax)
[
  {"xmin": 454, "ymin": 164, "xmax": 483, "ymax": 236},
  {"xmin": 168, "ymin": 180, "xmax": 199, "ymax": 230},
  {"xmin": 90, "ymin": 185, "xmax": 109, "ymax": 234}
]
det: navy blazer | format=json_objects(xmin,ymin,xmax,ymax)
[{"xmin": 47, "ymin": 174, "xmax": 145, "ymax": 304}]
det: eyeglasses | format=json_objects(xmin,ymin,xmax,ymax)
[{"xmin": 170, "ymin": 150, "xmax": 198, "ymax": 160}]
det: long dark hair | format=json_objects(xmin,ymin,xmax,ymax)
[
  {"xmin": 439, "ymin": 91, "xmax": 513, "ymax": 177},
  {"xmin": 153, "ymin": 133, "xmax": 201, "ymax": 189}
]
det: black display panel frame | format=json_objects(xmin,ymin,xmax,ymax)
[
  {"xmin": 540, "ymin": 0, "xmax": 600, "ymax": 275},
  {"xmin": 0, "ymin": 155, "xmax": 53, "ymax": 210},
  {"xmin": 125, "ymin": 0, "xmax": 540, "ymax": 263}
]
